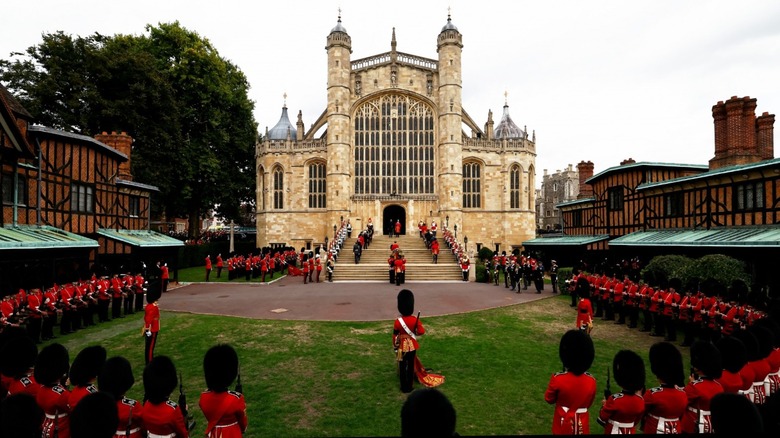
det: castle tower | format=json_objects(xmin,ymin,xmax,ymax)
[
  {"xmin": 436, "ymin": 11, "xmax": 464, "ymax": 223},
  {"xmin": 326, "ymin": 12, "xmax": 352, "ymax": 224}
]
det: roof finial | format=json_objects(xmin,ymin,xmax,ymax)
[
  {"xmin": 391, "ymin": 27, "xmax": 397, "ymax": 52},
  {"xmin": 283, "ymin": 92, "xmax": 288, "ymax": 108},
  {"xmin": 337, "ymin": 6, "xmax": 342, "ymax": 23},
  {"xmin": 504, "ymin": 90, "xmax": 509, "ymax": 106},
  {"xmin": 448, "ymin": 6, "xmax": 452, "ymax": 21}
]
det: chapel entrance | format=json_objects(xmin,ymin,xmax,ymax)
[{"xmin": 383, "ymin": 205, "xmax": 406, "ymax": 236}]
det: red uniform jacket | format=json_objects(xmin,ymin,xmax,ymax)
[
  {"xmin": 545, "ymin": 371, "xmax": 597, "ymax": 435},
  {"xmin": 575, "ymin": 298, "xmax": 593, "ymax": 330},
  {"xmin": 682, "ymin": 378, "xmax": 723, "ymax": 433},
  {"xmin": 717, "ymin": 370, "xmax": 743, "ymax": 394},
  {"xmin": 141, "ymin": 400, "xmax": 189, "ymax": 438},
  {"xmin": 205, "ymin": 257, "xmax": 212, "ymax": 270},
  {"xmin": 37, "ymin": 384, "xmax": 71, "ymax": 438},
  {"xmin": 598, "ymin": 391, "xmax": 644, "ymax": 434},
  {"xmin": 393, "ymin": 315, "xmax": 425, "ymax": 351},
  {"xmin": 68, "ymin": 384, "xmax": 97, "ymax": 409},
  {"xmin": 144, "ymin": 303, "xmax": 160, "ymax": 333},
  {"xmin": 115, "ymin": 397, "xmax": 145, "ymax": 438},
  {"xmin": 7, "ymin": 374, "xmax": 40, "ymax": 398},
  {"xmin": 199, "ymin": 390, "xmax": 247, "ymax": 438},
  {"xmin": 642, "ymin": 384, "xmax": 687, "ymax": 434}
]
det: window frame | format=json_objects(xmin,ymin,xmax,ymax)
[{"xmin": 70, "ymin": 182, "xmax": 95, "ymax": 214}]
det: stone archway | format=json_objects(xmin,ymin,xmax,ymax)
[{"xmin": 382, "ymin": 205, "xmax": 406, "ymax": 236}]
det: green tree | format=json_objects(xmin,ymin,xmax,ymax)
[{"xmin": 0, "ymin": 22, "xmax": 256, "ymax": 235}]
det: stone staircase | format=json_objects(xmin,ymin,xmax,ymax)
[{"xmin": 332, "ymin": 234, "xmax": 463, "ymax": 282}]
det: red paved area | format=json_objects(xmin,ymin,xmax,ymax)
[{"xmin": 161, "ymin": 276, "xmax": 554, "ymax": 321}]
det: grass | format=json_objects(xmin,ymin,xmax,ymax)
[
  {"xmin": 175, "ymin": 265, "xmax": 286, "ymax": 283},
  {"xmin": 48, "ymin": 293, "xmax": 691, "ymax": 436}
]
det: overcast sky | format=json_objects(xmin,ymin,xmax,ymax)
[{"xmin": 4, "ymin": 0, "xmax": 780, "ymax": 184}]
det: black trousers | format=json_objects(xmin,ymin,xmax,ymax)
[
  {"xmin": 112, "ymin": 297, "xmax": 122, "ymax": 318},
  {"xmin": 135, "ymin": 293, "xmax": 145, "ymax": 312},
  {"xmin": 399, "ymin": 350, "xmax": 417, "ymax": 393},
  {"xmin": 145, "ymin": 331, "xmax": 158, "ymax": 365},
  {"xmin": 98, "ymin": 299, "xmax": 110, "ymax": 322},
  {"xmin": 26, "ymin": 317, "xmax": 42, "ymax": 342}
]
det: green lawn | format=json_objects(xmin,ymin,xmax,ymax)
[
  {"xmin": 174, "ymin": 265, "xmax": 285, "ymax": 283},
  {"xmin": 49, "ymin": 293, "xmax": 690, "ymax": 436}
]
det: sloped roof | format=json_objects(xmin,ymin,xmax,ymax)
[
  {"xmin": 523, "ymin": 234, "xmax": 610, "ymax": 247},
  {"xmin": 97, "ymin": 228, "xmax": 184, "ymax": 247},
  {"xmin": 637, "ymin": 158, "xmax": 780, "ymax": 191},
  {"xmin": 28, "ymin": 125, "xmax": 128, "ymax": 161},
  {"xmin": 0, "ymin": 225, "xmax": 98, "ymax": 250},
  {"xmin": 610, "ymin": 227, "xmax": 780, "ymax": 248},
  {"xmin": 585, "ymin": 161, "xmax": 708, "ymax": 184}
]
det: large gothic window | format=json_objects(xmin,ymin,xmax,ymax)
[
  {"xmin": 353, "ymin": 94, "xmax": 435, "ymax": 195},
  {"xmin": 273, "ymin": 166, "xmax": 284, "ymax": 209},
  {"xmin": 308, "ymin": 162, "xmax": 326, "ymax": 209},
  {"xmin": 510, "ymin": 165, "xmax": 521, "ymax": 209},
  {"xmin": 463, "ymin": 162, "xmax": 481, "ymax": 209}
]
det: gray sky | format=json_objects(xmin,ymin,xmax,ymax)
[{"xmin": 4, "ymin": 0, "xmax": 780, "ymax": 184}]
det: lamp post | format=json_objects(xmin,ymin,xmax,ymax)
[
  {"xmin": 454, "ymin": 224, "xmax": 457, "ymax": 239},
  {"xmin": 325, "ymin": 236, "xmax": 328, "ymax": 249},
  {"xmin": 464, "ymin": 235, "xmax": 468, "ymax": 252},
  {"xmin": 445, "ymin": 215, "xmax": 449, "ymax": 228}
]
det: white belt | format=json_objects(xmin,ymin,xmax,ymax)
[
  {"xmin": 647, "ymin": 413, "xmax": 679, "ymax": 434},
  {"xmin": 45, "ymin": 413, "xmax": 68, "ymax": 419},
  {"xmin": 214, "ymin": 421, "xmax": 238, "ymax": 428},
  {"xmin": 607, "ymin": 419, "xmax": 634, "ymax": 433},
  {"xmin": 688, "ymin": 407, "xmax": 712, "ymax": 434},
  {"xmin": 114, "ymin": 427, "xmax": 141, "ymax": 436},
  {"xmin": 147, "ymin": 433, "xmax": 175, "ymax": 438},
  {"xmin": 561, "ymin": 406, "xmax": 588, "ymax": 414}
]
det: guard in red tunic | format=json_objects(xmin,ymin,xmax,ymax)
[
  {"xmin": 642, "ymin": 341, "xmax": 688, "ymax": 434},
  {"xmin": 460, "ymin": 256, "xmax": 470, "ymax": 282},
  {"xmin": 259, "ymin": 257, "xmax": 268, "ymax": 283},
  {"xmin": 394, "ymin": 220, "xmax": 401, "ymax": 237},
  {"xmin": 98, "ymin": 356, "xmax": 145, "ymax": 438},
  {"xmin": 314, "ymin": 255, "xmax": 322, "ymax": 283},
  {"xmin": 545, "ymin": 330, "xmax": 597, "ymax": 435},
  {"xmin": 160, "ymin": 262, "xmax": 170, "ymax": 293},
  {"xmin": 216, "ymin": 254, "xmax": 224, "ymax": 278},
  {"xmin": 574, "ymin": 278, "xmax": 593, "ymax": 334},
  {"xmin": 110, "ymin": 274, "xmax": 124, "ymax": 320},
  {"xmin": 205, "ymin": 255, "xmax": 212, "ymax": 282},
  {"xmin": 143, "ymin": 288, "xmax": 161, "ymax": 365},
  {"xmin": 34, "ymin": 343, "xmax": 71, "ymax": 438},
  {"xmin": 141, "ymin": 356, "xmax": 189, "ymax": 438},
  {"xmin": 598, "ymin": 350, "xmax": 646, "ymax": 434},
  {"xmin": 716, "ymin": 336, "xmax": 748, "ymax": 393},
  {"xmin": 68, "ymin": 345, "xmax": 106, "ymax": 409},
  {"xmin": 26, "ymin": 290, "xmax": 44, "ymax": 343},
  {"xmin": 3, "ymin": 336, "xmax": 40, "ymax": 398},
  {"xmin": 753, "ymin": 317, "xmax": 780, "ymax": 397},
  {"xmin": 747, "ymin": 324, "xmax": 773, "ymax": 405},
  {"xmin": 682, "ymin": 341, "xmax": 724, "ymax": 433},
  {"xmin": 200, "ymin": 344, "xmax": 247, "ymax": 438},
  {"xmin": 302, "ymin": 255, "xmax": 309, "ymax": 284}
]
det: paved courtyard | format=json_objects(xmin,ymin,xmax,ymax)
[{"xmin": 162, "ymin": 277, "xmax": 555, "ymax": 321}]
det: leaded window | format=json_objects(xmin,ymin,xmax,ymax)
[
  {"xmin": 510, "ymin": 165, "xmax": 521, "ymax": 209},
  {"xmin": 463, "ymin": 162, "xmax": 481, "ymax": 209},
  {"xmin": 308, "ymin": 162, "xmax": 326, "ymax": 209},
  {"xmin": 735, "ymin": 182, "xmax": 764, "ymax": 210},
  {"xmin": 353, "ymin": 94, "xmax": 434, "ymax": 195},
  {"xmin": 71, "ymin": 183, "xmax": 94, "ymax": 213},
  {"xmin": 273, "ymin": 167, "xmax": 284, "ymax": 209}
]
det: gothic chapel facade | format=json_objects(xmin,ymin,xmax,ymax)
[{"xmin": 256, "ymin": 13, "xmax": 537, "ymax": 254}]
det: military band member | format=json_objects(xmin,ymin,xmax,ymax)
[
  {"xmin": 642, "ymin": 342, "xmax": 687, "ymax": 434},
  {"xmin": 732, "ymin": 329, "xmax": 760, "ymax": 400},
  {"xmin": 748, "ymin": 325, "xmax": 773, "ymax": 405},
  {"xmin": 110, "ymin": 274, "xmax": 124, "ymax": 320},
  {"xmin": 141, "ymin": 356, "xmax": 189, "ymax": 438},
  {"xmin": 460, "ymin": 256, "xmax": 470, "ymax": 282},
  {"xmin": 544, "ymin": 330, "xmax": 597, "ymax": 435},
  {"xmin": 598, "ymin": 350, "xmax": 646, "ymax": 434},
  {"xmin": 200, "ymin": 344, "xmax": 247, "ymax": 437},
  {"xmin": 34, "ymin": 343, "xmax": 71, "ymax": 438},
  {"xmin": 315, "ymin": 255, "xmax": 322, "ymax": 283},
  {"xmin": 682, "ymin": 341, "xmax": 724, "ymax": 433},
  {"xmin": 0, "ymin": 393, "xmax": 44, "ymax": 438},
  {"xmin": 124, "ymin": 273, "xmax": 135, "ymax": 315},
  {"xmin": 98, "ymin": 356, "xmax": 145, "ymax": 438},
  {"xmin": 25, "ymin": 290, "xmax": 43, "ymax": 344}
]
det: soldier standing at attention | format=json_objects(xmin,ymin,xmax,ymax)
[
  {"xmin": 204, "ymin": 255, "xmax": 212, "ymax": 282},
  {"xmin": 143, "ymin": 288, "xmax": 161, "ymax": 365},
  {"xmin": 160, "ymin": 262, "xmax": 170, "ymax": 293},
  {"xmin": 682, "ymin": 341, "xmax": 724, "ymax": 433},
  {"xmin": 34, "ymin": 343, "xmax": 71, "ymax": 438},
  {"xmin": 200, "ymin": 344, "xmax": 248, "ymax": 437},
  {"xmin": 550, "ymin": 260, "xmax": 559, "ymax": 294},
  {"xmin": 642, "ymin": 341, "xmax": 687, "ymax": 434},
  {"xmin": 68, "ymin": 345, "xmax": 107, "ymax": 409},
  {"xmin": 215, "ymin": 254, "xmax": 224, "ymax": 278},
  {"xmin": 141, "ymin": 356, "xmax": 189, "ymax": 438},
  {"xmin": 545, "ymin": 330, "xmax": 597, "ymax": 435},
  {"xmin": 98, "ymin": 356, "xmax": 145, "ymax": 438},
  {"xmin": 597, "ymin": 350, "xmax": 646, "ymax": 434}
]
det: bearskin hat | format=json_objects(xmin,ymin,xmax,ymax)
[
  {"xmin": 69, "ymin": 345, "xmax": 107, "ymax": 387},
  {"xmin": 576, "ymin": 277, "xmax": 591, "ymax": 299},
  {"xmin": 204, "ymin": 344, "xmax": 238, "ymax": 391},
  {"xmin": 143, "ymin": 355, "xmax": 178, "ymax": 404},
  {"xmin": 34, "ymin": 343, "xmax": 70, "ymax": 387},
  {"xmin": 70, "ymin": 392, "xmax": 119, "ymax": 438},
  {"xmin": 749, "ymin": 325, "xmax": 774, "ymax": 361},
  {"xmin": 559, "ymin": 329, "xmax": 595, "ymax": 375},
  {"xmin": 98, "ymin": 356, "xmax": 134, "ymax": 401},
  {"xmin": 146, "ymin": 285, "xmax": 161, "ymax": 304},
  {"xmin": 649, "ymin": 341, "xmax": 685, "ymax": 387},
  {"xmin": 0, "ymin": 336, "xmax": 37, "ymax": 379},
  {"xmin": 668, "ymin": 278, "xmax": 683, "ymax": 292},
  {"xmin": 690, "ymin": 340, "xmax": 723, "ymax": 379},
  {"xmin": 753, "ymin": 317, "xmax": 780, "ymax": 349},
  {"xmin": 400, "ymin": 388, "xmax": 457, "ymax": 437},
  {"xmin": 710, "ymin": 392, "xmax": 763, "ymax": 434},
  {"xmin": 613, "ymin": 350, "xmax": 645, "ymax": 393},
  {"xmin": 700, "ymin": 278, "xmax": 721, "ymax": 298},
  {"xmin": 0, "ymin": 393, "xmax": 44, "ymax": 438},
  {"xmin": 732, "ymin": 330, "xmax": 760, "ymax": 362},
  {"xmin": 728, "ymin": 279, "xmax": 749, "ymax": 303},
  {"xmin": 716, "ymin": 336, "xmax": 748, "ymax": 374},
  {"xmin": 397, "ymin": 289, "xmax": 415, "ymax": 317}
]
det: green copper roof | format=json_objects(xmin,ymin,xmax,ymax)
[
  {"xmin": 523, "ymin": 234, "xmax": 610, "ymax": 246},
  {"xmin": 0, "ymin": 225, "xmax": 98, "ymax": 250},
  {"xmin": 97, "ymin": 228, "xmax": 184, "ymax": 247},
  {"xmin": 585, "ymin": 161, "xmax": 708, "ymax": 184},
  {"xmin": 556, "ymin": 197, "xmax": 595, "ymax": 209},
  {"xmin": 637, "ymin": 158, "xmax": 780, "ymax": 191},
  {"xmin": 610, "ymin": 226, "xmax": 780, "ymax": 247}
]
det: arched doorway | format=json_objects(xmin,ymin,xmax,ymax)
[{"xmin": 383, "ymin": 205, "xmax": 406, "ymax": 236}]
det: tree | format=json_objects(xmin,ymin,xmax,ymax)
[{"xmin": 0, "ymin": 22, "xmax": 256, "ymax": 236}]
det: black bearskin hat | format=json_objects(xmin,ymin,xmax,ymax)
[
  {"xmin": 700, "ymin": 278, "xmax": 721, "ymax": 298},
  {"xmin": 732, "ymin": 330, "xmax": 760, "ymax": 362},
  {"xmin": 749, "ymin": 325, "xmax": 774, "ymax": 361},
  {"xmin": 400, "ymin": 388, "xmax": 457, "ymax": 437},
  {"xmin": 70, "ymin": 392, "xmax": 119, "ymax": 438},
  {"xmin": 576, "ymin": 277, "xmax": 591, "ymax": 299},
  {"xmin": 397, "ymin": 289, "xmax": 415, "ymax": 317},
  {"xmin": 649, "ymin": 341, "xmax": 685, "ymax": 387},
  {"xmin": 668, "ymin": 278, "xmax": 683, "ymax": 292},
  {"xmin": 0, "ymin": 336, "xmax": 37, "ymax": 379},
  {"xmin": 710, "ymin": 392, "xmax": 764, "ymax": 434},
  {"xmin": 716, "ymin": 336, "xmax": 748, "ymax": 374},
  {"xmin": 69, "ymin": 345, "xmax": 107, "ymax": 387},
  {"xmin": 146, "ymin": 286, "xmax": 161, "ymax": 304},
  {"xmin": 613, "ymin": 350, "xmax": 645, "ymax": 393},
  {"xmin": 0, "ymin": 393, "xmax": 44, "ymax": 438},
  {"xmin": 753, "ymin": 317, "xmax": 780, "ymax": 349},
  {"xmin": 559, "ymin": 329, "xmax": 595, "ymax": 375},
  {"xmin": 34, "ymin": 343, "xmax": 70, "ymax": 387},
  {"xmin": 204, "ymin": 344, "xmax": 239, "ymax": 391},
  {"xmin": 98, "ymin": 356, "xmax": 135, "ymax": 401},
  {"xmin": 690, "ymin": 340, "xmax": 722, "ymax": 379},
  {"xmin": 143, "ymin": 355, "xmax": 178, "ymax": 404},
  {"xmin": 728, "ymin": 279, "xmax": 749, "ymax": 303}
]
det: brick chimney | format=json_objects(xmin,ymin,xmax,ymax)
[
  {"xmin": 756, "ymin": 111, "xmax": 775, "ymax": 160},
  {"xmin": 709, "ymin": 96, "xmax": 764, "ymax": 169},
  {"xmin": 577, "ymin": 160, "xmax": 594, "ymax": 199},
  {"xmin": 94, "ymin": 131, "xmax": 133, "ymax": 180},
  {"xmin": 620, "ymin": 158, "xmax": 636, "ymax": 166}
]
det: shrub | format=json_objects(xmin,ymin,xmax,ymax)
[
  {"xmin": 640, "ymin": 255, "xmax": 692, "ymax": 286},
  {"xmin": 680, "ymin": 254, "xmax": 750, "ymax": 290},
  {"xmin": 478, "ymin": 247, "xmax": 494, "ymax": 262},
  {"xmin": 476, "ymin": 263, "xmax": 488, "ymax": 283},
  {"xmin": 557, "ymin": 267, "xmax": 573, "ymax": 293}
]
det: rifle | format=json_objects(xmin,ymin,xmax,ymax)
[
  {"xmin": 235, "ymin": 362, "xmax": 243, "ymax": 394},
  {"xmin": 604, "ymin": 366, "xmax": 612, "ymax": 398},
  {"xmin": 126, "ymin": 404, "xmax": 133, "ymax": 437},
  {"xmin": 413, "ymin": 311, "xmax": 421, "ymax": 336},
  {"xmin": 178, "ymin": 372, "xmax": 196, "ymax": 431}
]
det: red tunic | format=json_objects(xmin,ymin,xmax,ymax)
[
  {"xmin": 748, "ymin": 359, "xmax": 770, "ymax": 404},
  {"xmin": 199, "ymin": 390, "xmax": 247, "ymax": 438},
  {"xmin": 598, "ymin": 391, "xmax": 644, "ymax": 434},
  {"xmin": 37, "ymin": 384, "xmax": 71, "ymax": 438},
  {"xmin": 544, "ymin": 371, "xmax": 597, "ymax": 435},
  {"xmin": 393, "ymin": 316, "xmax": 425, "ymax": 351},
  {"xmin": 141, "ymin": 400, "xmax": 189, "ymax": 438},
  {"xmin": 114, "ymin": 397, "xmax": 145, "ymax": 438},
  {"xmin": 682, "ymin": 378, "xmax": 723, "ymax": 433},
  {"xmin": 642, "ymin": 384, "xmax": 687, "ymax": 434},
  {"xmin": 68, "ymin": 384, "xmax": 98, "ymax": 409},
  {"xmin": 717, "ymin": 370, "xmax": 743, "ymax": 394},
  {"xmin": 575, "ymin": 298, "xmax": 593, "ymax": 330},
  {"xmin": 144, "ymin": 303, "xmax": 160, "ymax": 333},
  {"xmin": 7, "ymin": 374, "xmax": 40, "ymax": 398}
]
